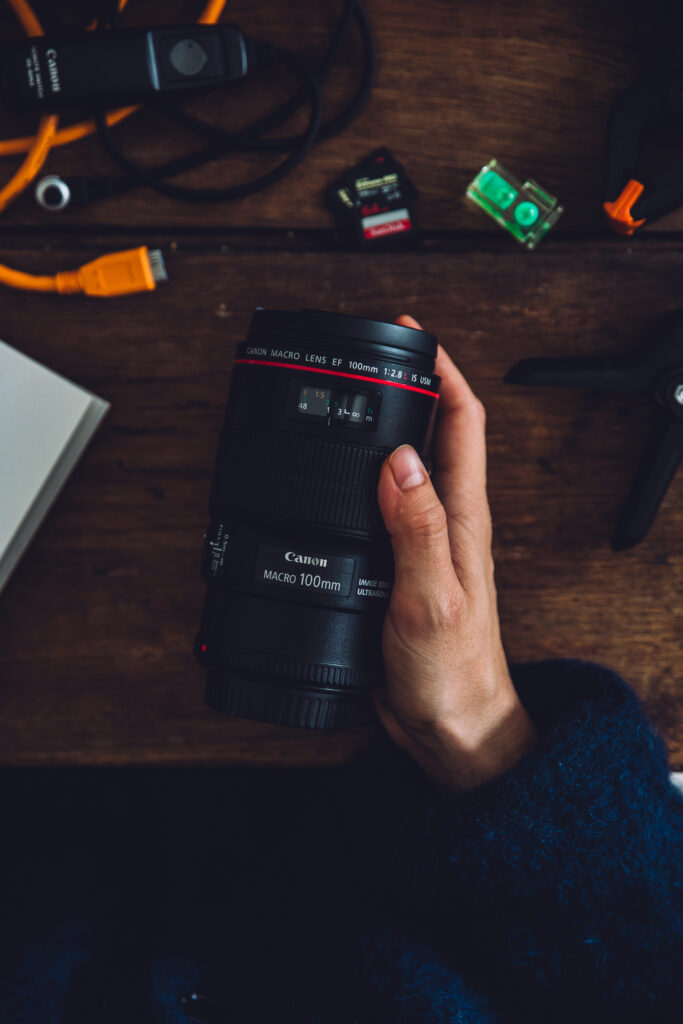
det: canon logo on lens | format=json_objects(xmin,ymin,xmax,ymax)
[
  {"xmin": 285, "ymin": 551, "xmax": 328, "ymax": 567},
  {"xmin": 195, "ymin": 308, "xmax": 440, "ymax": 730}
]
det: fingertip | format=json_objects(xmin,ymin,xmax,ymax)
[
  {"xmin": 434, "ymin": 343, "xmax": 460, "ymax": 379},
  {"xmin": 388, "ymin": 444, "xmax": 427, "ymax": 491},
  {"xmin": 435, "ymin": 344, "xmax": 479, "ymax": 406},
  {"xmin": 394, "ymin": 314, "xmax": 423, "ymax": 331}
]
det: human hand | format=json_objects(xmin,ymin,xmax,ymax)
[{"xmin": 374, "ymin": 315, "xmax": 537, "ymax": 791}]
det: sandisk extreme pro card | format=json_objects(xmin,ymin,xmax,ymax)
[{"xmin": 326, "ymin": 148, "xmax": 418, "ymax": 247}]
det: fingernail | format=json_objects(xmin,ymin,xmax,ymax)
[{"xmin": 390, "ymin": 445, "xmax": 426, "ymax": 490}]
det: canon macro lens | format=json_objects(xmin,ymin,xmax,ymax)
[{"xmin": 195, "ymin": 308, "xmax": 440, "ymax": 730}]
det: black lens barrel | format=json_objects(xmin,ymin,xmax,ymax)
[
  {"xmin": 214, "ymin": 427, "xmax": 388, "ymax": 534},
  {"xmin": 196, "ymin": 309, "xmax": 440, "ymax": 730},
  {"xmin": 249, "ymin": 308, "xmax": 438, "ymax": 361}
]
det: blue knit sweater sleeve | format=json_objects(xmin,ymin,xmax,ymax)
[{"xmin": 357, "ymin": 659, "xmax": 683, "ymax": 1023}]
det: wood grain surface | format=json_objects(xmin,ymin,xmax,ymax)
[
  {"xmin": 0, "ymin": 0, "xmax": 681, "ymax": 767},
  {"xmin": 0, "ymin": 0, "xmax": 678, "ymax": 231},
  {"xmin": 0, "ymin": 235, "xmax": 681, "ymax": 766}
]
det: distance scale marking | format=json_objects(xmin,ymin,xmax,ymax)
[
  {"xmin": 290, "ymin": 378, "xmax": 380, "ymax": 429},
  {"xmin": 205, "ymin": 522, "xmax": 229, "ymax": 575}
]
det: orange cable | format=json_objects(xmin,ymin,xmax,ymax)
[
  {"xmin": 0, "ymin": 246, "xmax": 167, "ymax": 296},
  {"xmin": 0, "ymin": 265, "xmax": 58, "ymax": 290},
  {"xmin": 0, "ymin": 1, "xmax": 229, "ymax": 296},
  {"xmin": 0, "ymin": 0, "xmax": 227, "ymax": 294},
  {"xmin": 198, "ymin": 0, "xmax": 228, "ymax": 24}
]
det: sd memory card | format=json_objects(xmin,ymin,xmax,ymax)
[{"xmin": 326, "ymin": 148, "xmax": 418, "ymax": 247}]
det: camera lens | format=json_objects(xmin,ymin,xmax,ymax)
[{"xmin": 195, "ymin": 309, "xmax": 440, "ymax": 730}]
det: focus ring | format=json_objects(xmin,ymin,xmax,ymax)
[
  {"xmin": 198, "ymin": 639, "xmax": 379, "ymax": 690},
  {"xmin": 215, "ymin": 428, "xmax": 387, "ymax": 534},
  {"xmin": 205, "ymin": 673, "xmax": 367, "ymax": 730}
]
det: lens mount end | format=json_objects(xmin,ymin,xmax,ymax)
[{"xmin": 205, "ymin": 670, "xmax": 370, "ymax": 730}]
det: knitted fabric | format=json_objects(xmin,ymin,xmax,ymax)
[{"xmin": 1, "ymin": 661, "xmax": 682, "ymax": 1023}]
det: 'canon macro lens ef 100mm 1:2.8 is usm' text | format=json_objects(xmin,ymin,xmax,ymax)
[{"xmin": 195, "ymin": 308, "xmax": 441, "ymax": 730}]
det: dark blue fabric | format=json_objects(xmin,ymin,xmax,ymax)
[{"xmin": 1, "ymin": 660, "xmax": 682, "ymax": 1023}]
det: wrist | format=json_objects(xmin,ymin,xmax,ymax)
[{"xmin": 403, "ymin": 685, "xmax": 538, "ymax": 791}]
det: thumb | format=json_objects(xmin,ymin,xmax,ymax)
[{"xmin": 377, "ymin": 444, "xmax": 456, "ymax": 602}]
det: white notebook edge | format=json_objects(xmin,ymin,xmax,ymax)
[{"xmin": 0, "ymin": 396, "xmax": 110, "ymax": 593}]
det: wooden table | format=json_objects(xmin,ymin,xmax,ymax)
[{"xmin": 1, "ymin": 0, "xmax": 681, "ymax": 767}]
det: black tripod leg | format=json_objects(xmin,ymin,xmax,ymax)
[
  {"xmin": 504, "ymin": 356, "xmax": 645, "ymax": 390},
  {"xmin": 612, "ymin": 419, "xmax": 683, "ymax": 550}
]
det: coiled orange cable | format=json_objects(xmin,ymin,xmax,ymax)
[
  {"xmin": 0, "ymin": 0, "xmax": 228, "ymax": 211},
  {"xmin": 0, "ymin": 0, "xmax": 227, "ymax": 294}
]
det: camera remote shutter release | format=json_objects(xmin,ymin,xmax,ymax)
[
  {"xmin": 0, "ymin": 25, "xmax": 248, "ymax": 110},
  {"xmin": 168, "ymin": 39, "xmax": 209, "ymax": 77}
]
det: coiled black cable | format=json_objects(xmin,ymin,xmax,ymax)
[
  {"xmin": 46, "ymin": 1, "xmax": 375, "ymax": 208},
  {"xmin": 95, "ymin": 40, "xmax": 324, "ymax": 203}
]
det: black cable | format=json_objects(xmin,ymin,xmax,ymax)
[
  {"xmin": 141, "ymin": 0, "xmax": 362, "ymax": 151},
  {"xmin": 86, "ymin": 0, "xmax": 375, "ymax": 206},
  {"xmin": 95, "ymin": 41, "xmax": 323, "ymax": 202}
]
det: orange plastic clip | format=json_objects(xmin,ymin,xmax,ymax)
[{"xmin": 603, "ymin": 179, "xmax": 647, "ymax": 235}]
